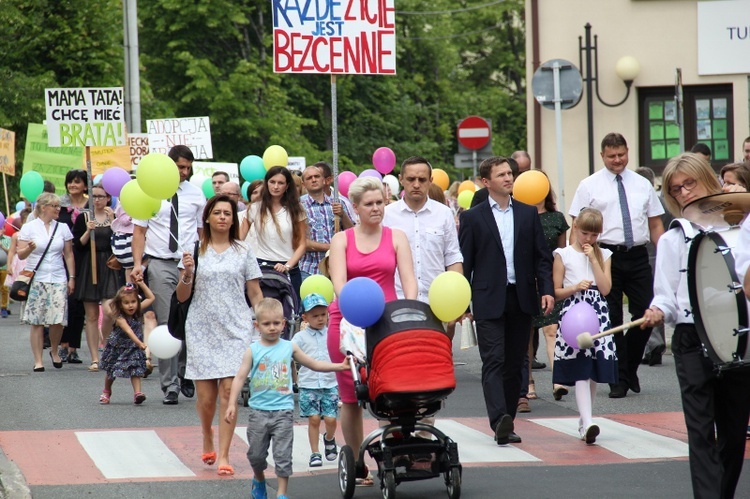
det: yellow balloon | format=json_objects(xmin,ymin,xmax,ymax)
[
  {"xmin": 457, "ymin": 190, "xmax": 474, "ymax": 209},
  {"xmin": 513, "ymin": 170, "xmax": 550, "ymax": 205},
  {"xmin": 428, "ymin": 271, "xmax": 472, "ymax": 322},
  {"xmin": 300, "ymin": 274, "xmax": 334, "ymax": 305},
  {"xmin": 119, "ymin": 180, "xmax": 162, "ymax": 220},
  {"xmin": 136, "ymin": 153, "xmax": 180, "ymax": 200},
  {"xmin": 263, "ymin": 145, "xmax": 289, "ymax": 170},
  {"xmin": 458, "ymin": 180, "xmax": 476, "ymax": 194},
  {"xmin": 432, "ymin": 168, "xmax": 450, "ymax": 191}
]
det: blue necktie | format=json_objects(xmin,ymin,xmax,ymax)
[{"xmin": 616, "ymin": 174, "xmax": 634, "ymax": 248}]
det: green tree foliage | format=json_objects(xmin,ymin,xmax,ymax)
[
  {"xmin": 0, "ymin": 0, "xmax": 526, "ymax": 211},
  {"xmin": 138, "ymin": 0, "xmax": 526, "ymax": 176},
  {"xmin": 0, "ymin": 0, "xmax": 123, "ymax": 208}
]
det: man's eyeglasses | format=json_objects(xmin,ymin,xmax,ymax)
[{"xmin": 668, "ymin": 178, "xmax": 697, "ymax": 196}]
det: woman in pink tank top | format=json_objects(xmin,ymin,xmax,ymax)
[{"xmin": 327, "ymin": 177, "xmax": 417, "ymax": 484}]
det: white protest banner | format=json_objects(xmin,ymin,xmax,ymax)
[
  {"xmin": 129, "ymin": 133, "xmax": 149, "ymax": 171},
  {"xmin": 146, "ymin": 117, "xmax": 213, "ymax": 159},
  {"xmin": 45, "ymin": 87, "xmax": 126, "ymax": 147},
  {"xmin": 287, "ymin": 156, "xmax": 306, "ymax": 172},
  {"xmin": 272, "ymin": 0, "xmax": 396, "ymax": 75},
  {"xmin": 193, "ymin": 162, "xmax": 240, "ymax": 185}
]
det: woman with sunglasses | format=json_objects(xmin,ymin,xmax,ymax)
[
  {"xmin": 17, "ymin": 193, "xmax": 76, "ymax": 371},
  {"xmin": 72, "ymin": 185, "xmax": 120, "ymax": 372},
  {"xmin": 643, "ymin": 153, "xmax": 750, "ymax": 499}
]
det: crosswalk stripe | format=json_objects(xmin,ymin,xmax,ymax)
[
  {"xmin": 434, "ymin": 420, "xmax": 541, "ymax": 463},
  {"xmin": 75, "ymin": 430, "xmax": 196, "ymax": 479},
  {"xmin": 529, "ymin": 417, "xmax": 689, "ymax": 459}
]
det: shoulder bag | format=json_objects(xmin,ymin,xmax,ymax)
[
  {"xmin": 10, "ymin": 222, "xmax": 60, "ymax": 301},
  {"xmin": 167, "ymin": 241, "xmax": 199, "ymax": 340}
]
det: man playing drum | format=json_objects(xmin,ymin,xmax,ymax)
[{"xmin": 643, "ymin": 152, "xmax": 750, "ymax": 499}]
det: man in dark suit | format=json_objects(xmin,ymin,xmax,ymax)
[{"xmin": 459, "ymin": 156, "xmax": 554, "ymax": 445}]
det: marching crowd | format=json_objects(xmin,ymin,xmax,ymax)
[{"xmin": 3, "ymin": 135, "xmax": 750, "ymax": 499}]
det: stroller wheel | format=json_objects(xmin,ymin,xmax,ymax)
[
  {"xmin": 381, "ymin": 470, "xmax": 396, "ymax": 499},
  {"xmin": 445, "ymin": 467, "xmax": 461, "ymax": 499},
  {"xmin": 338, "ymin": 445, "xmax": 356, "ymax": 499}
]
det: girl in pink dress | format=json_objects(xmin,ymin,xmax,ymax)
[{"xmin": 327, "ymin": 177, "xmax": 417, "ymax": 485}]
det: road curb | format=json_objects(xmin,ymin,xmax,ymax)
[{"xmin": 0, "ymin": 447, "xmax": 31, "ymax": 499}]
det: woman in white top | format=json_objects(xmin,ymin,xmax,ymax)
[
  {"xmin": 643, "ymin": 153, "xmax": 750, "ymax": 499},
  {"xmin": 17, "ymin": 193, "xmax": 76, "ymax": 372},
  {"xmin": 241, "ymin": 166, "xmax": 307, "ymax": 299}
]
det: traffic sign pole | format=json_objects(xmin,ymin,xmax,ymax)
[{"xmin": 552, "ymin": 61, "xmax": 566, "ymax": 212}]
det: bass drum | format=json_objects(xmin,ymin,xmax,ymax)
[{"xmin": 687, "ymin": 227, "xmax": 750, "ymax": 369}]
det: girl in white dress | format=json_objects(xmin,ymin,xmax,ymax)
[{"xmin": 553, "ymin": 208, "xmax": 615, "ymax": 444}]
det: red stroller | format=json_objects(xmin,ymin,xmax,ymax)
[{"xmin": 338, "ymin": 299, "xmax": 462, "ymax": 499}]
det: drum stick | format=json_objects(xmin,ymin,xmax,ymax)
[{"xmin": 576, "ymin": 317, "xmax": 647, "ymax": 349}]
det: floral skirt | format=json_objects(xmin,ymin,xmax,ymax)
[{"xmin": 22, "ymin": 281, "xmax": 68, "ymax": 326}]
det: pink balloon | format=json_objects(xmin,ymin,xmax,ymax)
[
  {"xmin": 359, "ymin": 168, "xmax": 382, "ymax": 180},
  {"xmin": 372, "ymin": 147, "xmax": 396, "ymax": 174},
  {"xmin": 338, "ymin": 171, "xmax": 357, "ymax": 198},
  {"xmin": 101, "ymin": 167, "xmax": 132, "ymax": 197},
  {"xmin": 559, "ymin": 301, "xmax": 600, "ymax": 349}
]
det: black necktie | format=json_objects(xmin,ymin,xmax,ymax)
[{"xmin": 169, "ymin": 193, "xmax": 179, "ymax": 252}]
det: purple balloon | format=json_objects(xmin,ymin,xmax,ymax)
[
  {"xmin": 101, "ymin": 167, "xmax": 132, "ymax": 197},
  {"xmin": 0, "ymin": 212, "xmax": 5, "ymax": 228},
  {"xmin": 559, "ymin": 301, "xmax": 600, "ymax": 349},
  {"xmin": 359, "ymin": 169, "xmax": 382, "ymax": 180}
]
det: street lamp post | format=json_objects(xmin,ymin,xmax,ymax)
[{"xmin": 579, "ymin": 23, "xmax": 641, "ymax": 174}]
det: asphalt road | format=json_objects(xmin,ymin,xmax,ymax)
[{"xmin": 0, "ymin": 300, "xmax": 748, "ymax": 499}]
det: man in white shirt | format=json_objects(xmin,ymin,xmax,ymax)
[
  {"xmin": 569, "ymin": 133, "xmax": 665, "ymax": 398},
  {"xmin": 384, "ymin": 156, "xmax": 463, "ymax": 304},
  {"xmin": 132, "ymin": 145, "xmax": 206, "ymax": 405}
]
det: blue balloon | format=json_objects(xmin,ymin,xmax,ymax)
[
  {"xmin": 240, "ymin": 155, "xmax": 266, "ymax": 182},
  {"xmin": 15, "ymin": 201, "xmax": 25, "ymax": 212},
  {"xmin": 241, "ymin": 181, "xmax": 251, "ymax": 201},
  {"xmin": 339, "ymin": 277, "xmax": 385, "ymax": 328}
]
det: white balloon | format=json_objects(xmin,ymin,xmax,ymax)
[
  {"xmin": 382, "ymin": 174, "xmax": 400, "ymax": 196},
  {"xmin": 189, "ymin": 173, "xmax": 207, "ymax": 189},
  {"xmin": 148, "ymin": 325, "xmax": 182, "ymax": 359}
]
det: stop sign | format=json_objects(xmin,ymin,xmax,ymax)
[{"xmin": 457, "ymin": 116, "xmax": 491, "ymax": 150}]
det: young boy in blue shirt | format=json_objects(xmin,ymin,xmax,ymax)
[
  {"xmin": 226, "ymin": 298, "xmax": 349, "ymax": 499},
  {"xmin": 291, "ymin": 293, "xmax": 340, "ymax": 467}
]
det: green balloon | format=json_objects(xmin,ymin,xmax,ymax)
[
  {"xmin": 119, "ymin": 180, "xmax": 162, "ymax": 220},
  {"xmin": 20, "ymin": 171, "xmax": 45, "ymax": 202},
  {"xmin": 136, "ymin": 153, "xmax": 180, "ymax": 200},
  {"xmin": 300, "ymin": 274, "xmax": 334, "ymax": 305},
  {"xmin": 202, "ymin": 177, "xmax": 214, "ymax": 199}
]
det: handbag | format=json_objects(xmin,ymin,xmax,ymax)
[
  {"xmin": 10, "ymin": 222, "xmax": 59, "ymax": 301},
  {"xmin": 167, "ymin": 241, "xmax": 199, "ymax": 340}
]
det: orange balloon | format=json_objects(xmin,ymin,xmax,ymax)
[
  {"xmin": 432, "ymin": 168, "xmax": 450, "ymax": 190},
  {"xmin": 458, "ymin": 180, "xmax": 477, "ymax": 194},
  {"xmin": 513, "ymin": 170, "xmax": 550, "ymax": 205}
]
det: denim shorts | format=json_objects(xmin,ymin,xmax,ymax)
[{"xmin": 298, "ymin": 387, "xmax": 340, "ymax": 418}]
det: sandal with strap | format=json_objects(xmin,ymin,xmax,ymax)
[
  {"xmin": 134, "ymin": 392, "xmax": 146, "ymax": 405},
  {"xmin": 144, "ymin": 358, "xmax": 153, "ymax": 379},
  {"xmin": 528, "ymin": 380, "xmax": 538, "ymax": 400},
  {"xmin": 99, "ymin": 390, "xmax": 111, "ymax": 405},
  {"xmin": 88, "ymin": 361, "xmax": 99, "ymax": 372},
  {"xmin": 355, "ymin": 465, "xmax": 374, "ymax": 487}
]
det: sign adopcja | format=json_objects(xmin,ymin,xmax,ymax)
[
  {"xmin": 146, "ymin": 117, "xmax": 213, "ymax": 160},
  {"xmin": 45, "ymin": 87, "xmax": 126, "ymax": 147},
  {"xmin": 272, "ymin": 0, "xmax": 396, "ymax": 74}
]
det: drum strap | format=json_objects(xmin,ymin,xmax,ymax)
[{"xmin": 668, "ymin": 218, "xmax": 696, "ymax": 243}]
